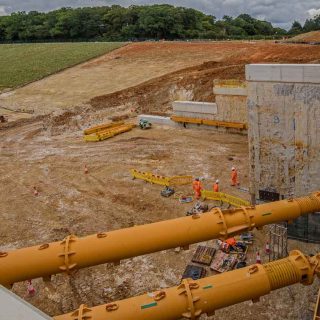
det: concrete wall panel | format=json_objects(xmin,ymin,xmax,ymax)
[
  {"xmin": 246, "ymin": 64, "xmax": 320, "ymax": 200},
  {"xmin": 172, "ymin": 101, "xmax": 217, "ymax": 114},
  {"xmin": 246, "ymin": 64, "xmax": 320, "ymax": 84}
]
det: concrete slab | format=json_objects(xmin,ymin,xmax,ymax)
[
  {"xmin": 0, "ymin": 285, "xmax": 51, "ymax": 320},
  {"xmin": 246, "ymin": 64, "xmax": 320, "ymax": 83},
  {"xmin": 174, "ymin": 111, "xmax": 217, "ymax": 120},
  {"xmin": 213, "ymin": 87, "xmax": 247, "ymax": 96},
  {"xmin": 172, "ymin": 101, "xmax": 217, "ymax": 114}
]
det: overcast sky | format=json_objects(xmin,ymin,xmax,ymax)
[{"xmin": 0, "ymin": 0, "xmax": 320, "ymax": 29}]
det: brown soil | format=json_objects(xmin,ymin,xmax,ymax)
[
  {"xmin": 1, "ymin": 41, "xmax": 320, "ymax": 121},
  {"xmin": 289, "ymin": 31, "xmax": 320, "ymax": 43},
  {"xmin": 0, "ymin": 41, "xmax": 319, "ymax": 320}
]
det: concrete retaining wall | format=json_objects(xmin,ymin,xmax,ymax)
[
  {"xmin": 172, "ymin": 101, "xmax": 217, "ymax": 120},
  {"xmin": 172, "ymin": 93, "xmax": 248, "ymax": 131},
  {"xmin": 137, "ymin": 115, "xmax": 178, "ymax": 127},
  {"xmin": 246, "ymin": 64, "xmax": 320, "ymax": 200},
  {"xmin": 213, "ymin": 87, "xmax": 247, "ymax": 96},
  {"xmin": 215, "ymin": 95, "xmax": 248, "ymax": 123},
  {"xmin": 137, "ymin": 115, "xmax": 246, "ymax": 135}
]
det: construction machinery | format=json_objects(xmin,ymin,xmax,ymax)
[
  {"xmin": 54, "ymin": 250, "xmax": 320, "ymax": 320},
  {"xmin": 139, "ymin": 118, "xmax": 152, "ymax": 129},
  {"xmin": 0, "ymin": 192, "xmax": 320, "ymax": 287}
]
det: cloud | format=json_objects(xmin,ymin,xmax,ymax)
[
  {"xmin": 1, "ymin": 0, "xmax": 320, "ymax": 28},
  {"xmin": 0, "ymin": 5, "xmax": 8, "ymax": 15},
  {"xmin": 308, "ymin": 8, "xmax": 320, "ymax": 18}
]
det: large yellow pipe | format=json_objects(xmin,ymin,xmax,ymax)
[
  {"xmin": 1, "ymin": 192, "xmax": 320, "ymax": 287},
  {"xmin": 54, "ymin": 250, "xmax": 320, "ymax": 320}
]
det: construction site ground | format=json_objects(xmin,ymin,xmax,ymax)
[{"xmin": 1, "ymin": 41, "xmax": 320, "ymax": 319}]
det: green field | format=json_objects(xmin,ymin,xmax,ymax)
[{"xmin": 0, "ymin": 42, "xmax": 125, "ymax": 90}]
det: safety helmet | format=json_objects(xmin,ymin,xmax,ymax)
[
  {"xmin": 216, "ymin": 179, "xmax": 219, "ymax": 183},
  {"xmin": 232, "ymin": 167, "xmax": 235, "ymax": 171}
]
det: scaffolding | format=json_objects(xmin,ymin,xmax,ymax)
[
  {"xmin": 288, "ymin": 213, "xmax": 320, "ymax": 243},
  {"xmin": 268, "ymin": 224, "xmax": 288, "ymax": 261}
]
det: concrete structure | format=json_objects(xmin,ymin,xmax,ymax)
[
  {"xmin": 213, "ymin": 85, "xmax": 248, "ymax": 124},
  {"xmin": 0, "ymin": 285, "xmax": 51, "ymax": 320},
  {"xmin": 172, "ymin": 101, "xmax": 217, "ymax": 120},
  {"xmin": 137, "ymin": 115, "xmax": 178, "ymax": 127},
  {"xmin": 246, "ymin": 64, "xmax": 320, "ymax": 242},
  {"xmin": 169, "ymin": 84, "xmax": 248, "ymax": 134}
]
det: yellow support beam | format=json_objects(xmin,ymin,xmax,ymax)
[
  {"xmin": 201, "ymin": 190, "xmax": 250, "ymax": 207},
  {"xmin": 83, "ymin": 121, "xmax": 124, "ymax": 135},
  {"xmin": 170, "ymin": 115, "xmax": 247, "ymax": 130},
  {"xmin": 54, "ymin": 250, "xmax": 320, "ymax": 320},
  {"xmin": 202, "ymin": 119, "xmax": 247, "ymax": 129},
  {"xmin": 213, "ymin": 79, "xmax": 247, "ymax": 88},
  {"xmin": 84, "ymin": 124, "xmax": 135, "ymax": 142},
  {"xmin": 170, "ymin": 115, "xmax": 202, "ymax": 125},
  {"xmin": 1, "ymin": 192, "xmax": 320, "ymax": 287},
  {"xmin": 130, "ymin": 169, "xmax": 192, "ymax": 187}
]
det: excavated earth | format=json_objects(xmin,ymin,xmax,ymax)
[{"xmin": 1, "ymin": 41, "xmax": 320, "ymax": 320}]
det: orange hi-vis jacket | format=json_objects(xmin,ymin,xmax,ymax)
[{"xmin": 231, "ymin": 170, "xmax": 238, "ymax": 185}]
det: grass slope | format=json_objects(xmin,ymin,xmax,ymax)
[{"xmin": 0, "ymin": 42, "xmax": 124, "ymax": 90}]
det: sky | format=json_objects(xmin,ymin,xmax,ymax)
[{"xmin": 0, "ymin": 0, "xmax": 319, "ymax": 29}]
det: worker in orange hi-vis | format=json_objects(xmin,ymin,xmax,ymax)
[
  {"xmin": 192, "ymin": 178, "xmax": 202, "ymax": 200},
  {"xmin": 231, "ymin": 167, "xmax": 239, "ymax": 186},
  {"xmin": 213, "ymin": 179, "xmax": 220, "ymax": 192}
]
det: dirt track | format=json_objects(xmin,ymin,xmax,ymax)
[{"xmin": 1, "ymin": 41, "xmax": 320, "ymax": 319}]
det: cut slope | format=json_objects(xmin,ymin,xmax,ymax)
[
  {"xmin": 289, "ymin": 31, "xmax": 320, "ymax": 43},
  {"xmin": 2, "ymin": 41, "xmax": 320, "ymax": 117}
]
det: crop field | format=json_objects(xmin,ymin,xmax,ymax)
[{"xmin": 0, "ymin": 42, "xmax": 124, "ymax": 90}]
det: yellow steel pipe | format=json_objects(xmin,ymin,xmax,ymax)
[
  {"xmin": 1, "ymin": 192, "xmax": 320, "ymax": 287},
  {"xmin": 54, "ymin": 250, "xmax": 320, "ymax": 320}
]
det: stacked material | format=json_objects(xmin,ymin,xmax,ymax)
[
  {"xmin": 171, "ymin": 115, "xmax": 247, "ymax": 130},
  {"xmin": 191, "ymin": 245, "xmax": 216, "ymax": 266},
  {"xmin": 83, "ymin": 121, "xmax": 135, "ymax": 142},
  {"xmin": 172, "ymin": 101, "xmax": 218, "ymax": 120}
]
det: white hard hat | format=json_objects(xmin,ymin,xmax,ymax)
[
  {"xmin": 232, "ymin": 167, "xmax": 235, "ymax": 170},
  {"xmin": 216, "ymin": 179, "xmax": 219, "ymax": 183}
]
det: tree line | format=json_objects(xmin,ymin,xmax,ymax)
[
  {"xmin": 289, "ymin": 15, "xmax": 320, "ymax": 36},
  {"xmin": 0, "ymin": 4, "xmax": 318, "ymax": 42}
]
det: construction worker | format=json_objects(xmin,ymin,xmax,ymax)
[
  {"xmin": 192, "ymin": 178, "xmax": 202, "ymax": 200},
  {"xmin": 213, "ymin": 179, "xmax": 219, "ymax": 192},
  {"xmin": 231, "ymin": 167, "xmax": 239, "ymax": 186}
]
